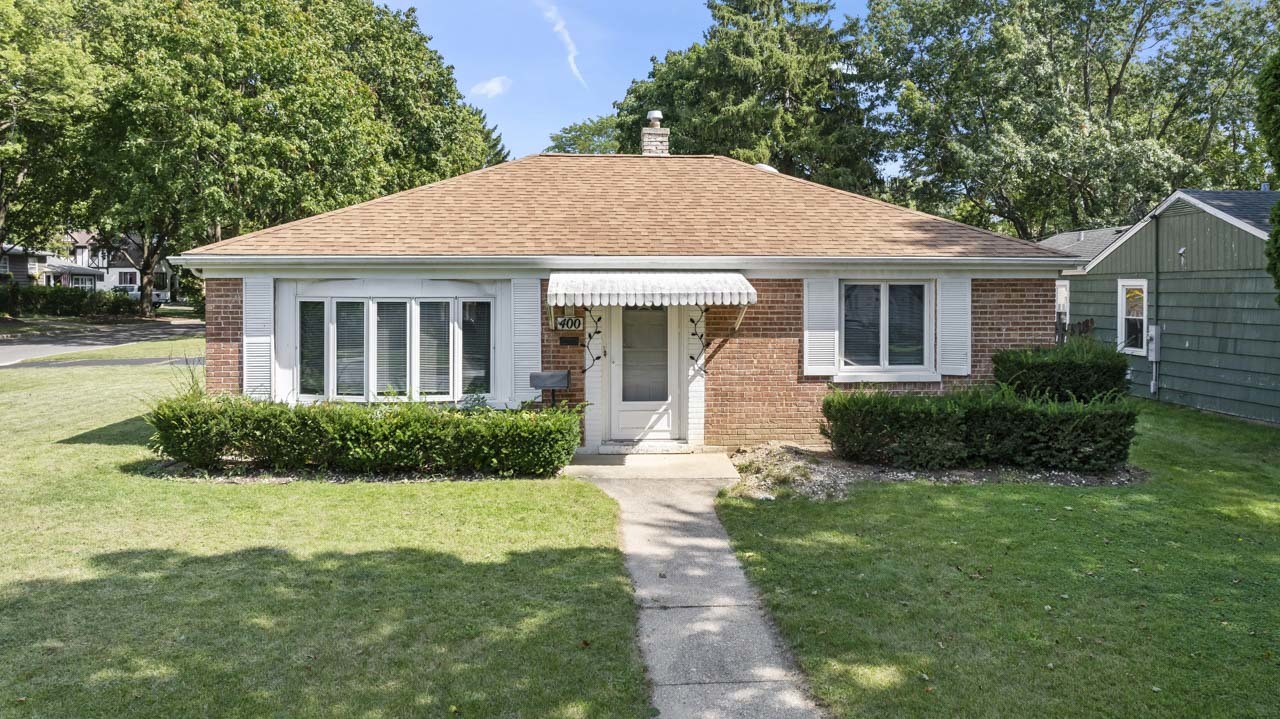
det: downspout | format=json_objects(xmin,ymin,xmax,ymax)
[{"xmin": 1150, "ymin": 212, "xmax": 1160, "ymax": 398}]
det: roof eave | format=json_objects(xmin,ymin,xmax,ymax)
[{"xmin": 172, "ymin": 253, "xmax": 1078, "ymax": 272}]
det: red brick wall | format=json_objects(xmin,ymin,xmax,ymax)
[
  {"xmin": 703, "ymin": 278, "xmax": 1056, "ymax": 447},
  {"xmin": 204, "ymin": 278, "xmax": 243, "ymax": 394}
]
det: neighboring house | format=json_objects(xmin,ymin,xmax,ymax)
[
  {"xmin": 172, "ymin": 115, "xmax": 1075, "ymax": 452},
  {"xmin": 0, "ymin": 244, "xmax": 54, "ymax": 286},
  {"xmin": 1040, "ymin": 226, "xmax": 1130, "ymax": 326},
  {"xmin": 65, "ymin": 231, "xmax": 179, "ymax": 297},
  {"xmin": 42, "ymin": 259, "xmax": 105, "ymax": 290},
  {"xmin": 1057, "ymin": 189, "xmax": 1280, "ymax": 423}
]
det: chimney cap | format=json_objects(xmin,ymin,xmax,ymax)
[{"xmin": 646, "ymin": 110, "xmax": 663, "ymax": 127}]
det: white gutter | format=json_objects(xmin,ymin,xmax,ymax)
[{"xmin": 170, "ymin": 254, "xmax": 1080, "ymax": 271}]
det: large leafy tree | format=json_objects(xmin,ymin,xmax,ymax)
[
  {"xmin": 867, "ymin": 0, "xmax": 1278, "ymax": 240},
  {"xmin": 1257, "ymin": 49, "xmax": 1280, "ymax": 299},
  {"xmin": 0, "ymin": 0, "xmax": 99, "ymax": 253},
  {"xmin": 545, "ymin": 115, "xmax": 621, "ymax": 154},
  {"xmin": 614, "ymin": 0, "xmax": 885, "ymax": 192},
  {"xmin": 76, "ymin": 0, "xmax": 487, "ymax": 315}
]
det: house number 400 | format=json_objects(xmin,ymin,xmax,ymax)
[{"xmin": 554, "ymin": 316, "xmax": 584, "ymax": 331}]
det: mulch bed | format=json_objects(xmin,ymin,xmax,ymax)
[{"xmin": 731, "ymin": 443, "xmax": 1148, "ymax": 501}]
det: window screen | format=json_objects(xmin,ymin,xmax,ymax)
[
  {"xmin": 418, "ymin": 301, "xmax": 450, "ymax": 396},
  {"xmin": 461, "ymin": 301, "xmax": 491, "ymax": 395},
  {"xmin": 335, "ymin": 301, "xmax": 365, "ymax": 396},
  {"xmin": 376, "ymin": 302, "xmax": 408, "ymax": 396},
  {"xmin": 888, "ymin": 284, "xmax": 925, "ymax": 365},
  {"xmin": 1122, "ymin": 285, "xmax": 1145, "ymax": 350},
  {"xmin": 298, "ymin": 301, "xmax": 326, "ymax": 395},
  {"xmin": 621, "ymin": 307, "xmax": 668, "ymax": 402},
  {"xmin": 842, "ymin": 284, "xmax": 880, "ymax": 366}
]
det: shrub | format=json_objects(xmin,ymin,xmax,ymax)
[
  {"xmin": 146, "ymin": 392, "xmax": 582, "ymax": 477},
  {"xmin": 993, "ymin": 337, "xmax": 1129, "ymax": 401},
  {"xmin": 821, "ymin": 387, "xmax": 1138, "ymax": 473},
  {"xmin": 9, "ymin": 285, "xmax": 141, "ymax": 318}
]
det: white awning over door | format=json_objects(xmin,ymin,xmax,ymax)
[{"xmin": 546, "ymin": 272, "xmax": 757, "ymax": 307}]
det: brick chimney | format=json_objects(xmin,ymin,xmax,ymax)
[{"xmin": 640, "ymin": 110, "xmax": 669, "ymax": 156}]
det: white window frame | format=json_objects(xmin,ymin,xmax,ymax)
[
  {"xmin": 0, "ymin": 256, "xmax": 8, "ymax": 273},
  {"xmin": 118, "ymin": 271, "xmax": 138, "ymax": 285},
  {"xmin": 293, "ymin": 296, "xmax": 494, "ymax": 403},
  {"xmin": 837, "ymin": 280, "xmax": 936, "ymax": 381},
  {"xmin": 70, "ymin": 275, "xmax": 94, "ymax": 289},
  {"xmin": 27, "ymin": 257, "xmax": 38, "ymax": 275},
  {"xmin": 296, "ymin": 299, "xmax": 330, "ymax": 402},
  {"xmin": 1117, "ymin": 279, "xmax": 1148, "ymax": 357},
  {"xmin": 333, "ymin": 298, "xmax": 370, "ymax": 401},
  {"xmin": 457, "ymin": 297, "xmax": 496, "ymax": 400}
]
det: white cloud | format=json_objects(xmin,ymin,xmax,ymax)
[
  {"xmin": 469, "ymin": 75, "xmax": 513, "ymax": 99},
  {"xmin": 536, "ymin": 1, "xmax": 587, "ymax": 88}
]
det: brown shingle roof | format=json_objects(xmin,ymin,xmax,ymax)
[{"xmin": 185, "ymin": 154, "xmax": 1066, "ymax": 259}]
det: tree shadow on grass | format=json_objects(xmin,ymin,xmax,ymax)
[
  {"xmin": 57, "ymin": 416, "xmax": 151, "ymax": 447},
  {"xmin": 1, "ymin": 547, "xmax": 649, "ymax": 718}
]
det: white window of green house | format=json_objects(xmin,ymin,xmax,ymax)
[
  {"xmin": 0, "ymin": 256, "xmax": 9, "ymax": 273},
  {"xmin": 296, "ymin": 297, "xmax": 493, "ymax": 402},
  {"xmin": 1117, "ymin": 279, "xmax": 1147, "ymax": 356},
  {"xmin": 840, "ymin": 281, "xmax": 933, "ymax": 375}
]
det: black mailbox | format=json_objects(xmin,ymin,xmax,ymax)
[{"xmin": 529, "ymin": 370, "xmax": 571, "ymax": 390}]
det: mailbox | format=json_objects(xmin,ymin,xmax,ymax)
[{"xmin": 530, "ymin": 371, "xmax": 571, "ymax": 390}]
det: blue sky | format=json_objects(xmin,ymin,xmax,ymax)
[{"xmin": 395, "ymin": 0, "xmax": 870, "ymax": 157}]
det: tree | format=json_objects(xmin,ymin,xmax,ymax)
[
  {"xmin": 76, "ymin": 0, "xmax": 488, "ymax": 315},
  {"xmin": 472, "ymin": 108, "xmax": 510, "ymax": 166},
  {"xmin": 1257, "ymin": 48, "xmax": 1280, "ymax": 300},
  {"xmin": 0, "ymin": 0, "xmax": 99, "ymax": 253},
  {"xmin": 866, "ymin": 0, "xmax": 1278, "ymax": 240},
  {"xmin": 613, "ymin": 0, "xmax": 885, "ymax": 192},
  {"xmin": 545, "ymin": 115, "xmax": 620, "ymax": 154}
]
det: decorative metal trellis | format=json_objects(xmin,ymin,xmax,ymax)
[
  {"xmin": 688, "ymin": 305, "xmax": 709, "ymax": 366},
  {"xmin": 581, "ymin": 306, "xmax": 605, "ymax": 374}
]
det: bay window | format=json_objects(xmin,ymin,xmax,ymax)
[
  {"xmin": 840, "ymin": 281, "xmax": 932, "ymax": 372},
  {"xmin": 296, "ymin": 297, "xmax": 493, "ymax": 402}
]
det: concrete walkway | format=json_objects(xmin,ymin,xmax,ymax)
[{"xmin": 570, "ymin": 454, "xmax": 823, "ymax": 719}]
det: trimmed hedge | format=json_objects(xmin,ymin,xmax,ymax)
[
  {"xmin": 821, "ymin": 387, "xmax": 1138, "ymax": 473},
  {"xmin": 992, "ymin": 337, "xmax": 1129, "ymax": 401},
  {"xmin": 146, "ymin": 392, "xmax": 582, "ymax": 477},
  {"xmin": 0, "ymin": 284, "xmax": 139, "ymax": 318}
]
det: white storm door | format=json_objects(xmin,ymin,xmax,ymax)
[{"xmin": 609, "ymin": 306, "xmax": 680, "ymax": 441}]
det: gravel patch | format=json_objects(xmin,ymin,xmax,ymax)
[{"xmin": 730, "ymin": 443, "xmax": 1147, "ymax": 501}]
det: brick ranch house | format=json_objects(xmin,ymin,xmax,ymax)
[{"xmin": 172, "ymin": 117, "xmax": 1075, "ymax": 452}]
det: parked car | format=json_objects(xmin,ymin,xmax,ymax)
[{"xmin": 112, "ymin": 284, "xmax": 168, "ymax": 309}]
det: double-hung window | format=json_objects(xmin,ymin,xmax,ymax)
[
  {"xmin": 840, "ymin": 281, "xmax": 933, "ymax": 373},
  {"xmin": 1117, "ymin": 279, "xmax": 1147, "ymax": 356},
  {"xmin": 296, "ymin": 297, "xmax": 493, "ymax": 402}
]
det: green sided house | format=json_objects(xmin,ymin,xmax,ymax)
[
  {"xmin": 1050, "ymin": 189, "xmax": 1280, "ymax": 423},
  {"xmin": 171, "ymin": 117, "xmax": 1076, "ymax": 452}
]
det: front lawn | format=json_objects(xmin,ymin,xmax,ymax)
[
  {"xmin": 718, "ymin": 402, "xmax": 1280, "ymax": 717},
  {"xmin": 0, "ymin": 339, "xmax": 649, "ymax": 718}
]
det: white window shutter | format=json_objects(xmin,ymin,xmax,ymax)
[
  {"xmin": 242, "ymin": 277, "xmax": 274, "ymax": 399},
  {"xmin": 803, "ymin": 277, "xmax": 839, "ymax": 376},
  {"xmin": 511, "ymin": 278, "xmax": 542, "ymax": 401},
  {"xmin": 938, "ymin": 277, "xmax": 972, "ymax": 376}
]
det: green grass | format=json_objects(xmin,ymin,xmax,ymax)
[
  {"xmin": 0, "ymin": 338, "xmax": 648, "ymax": 718},
  {"xmin": 718, "ymin": 401, "xmax": 1280, "ymax": 718}
]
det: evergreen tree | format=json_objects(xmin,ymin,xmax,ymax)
[
  {"xmin": 1256, "ymin": 48, "xmax": 1280, "ymax": 300},
  {"xmin": 473, "ymin": 108, "xmax": 510, "ymax": 166},
  {"xmin": 614, "ymin": 0, "xmax": 884, "ymax": 192}
]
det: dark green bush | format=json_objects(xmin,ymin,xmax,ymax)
[
  {"xmin": 993, "ymin": 337, "xmax": 1129, "ymax": 401},
  {"xmin": 821, "ymin": 387, "xmax": 1138, "ymax": 473},
  {"xmin": 146, "ymin": 392, "xmax": 582, "ymax": 477},
  {"xmin": 7, "ymin": 285, "xmax": 140, "ymax": 318}
]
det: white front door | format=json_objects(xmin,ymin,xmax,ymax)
[{"xmin": 609, "ymin": 306, "xmax": 680, "ymax": 441}]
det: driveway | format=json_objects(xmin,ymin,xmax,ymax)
[
  {"xmin": 0, "ymin": 320, "xmax": 204, "ymax": 366},
  {"xmin": 570, "ymin": 454, "xmax": 824, "ymax": 719}
]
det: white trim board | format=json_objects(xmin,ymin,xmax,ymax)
[{"xmin": 1083, "ymin": 191, "xmax": 1269, "ymax": 273}]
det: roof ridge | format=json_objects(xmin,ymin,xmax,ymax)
[
  {"xmin": 710, "ymin": 155, "xmax": 1072, "ymax": 259},
  {"xmin": 187, "ymin": 155, "xmax": 547, "ymax": 254}
]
